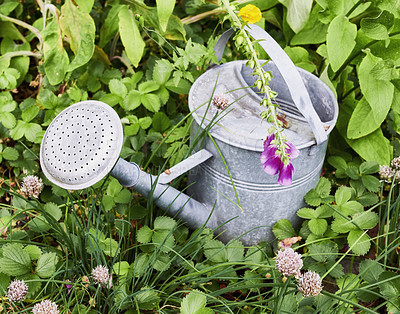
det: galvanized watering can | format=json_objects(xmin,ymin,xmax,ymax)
[{"xmin": 40, "ymin": 25, "xmax": 338, "ymax": 246}]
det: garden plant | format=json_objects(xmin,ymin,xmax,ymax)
[{"xmin": 0, "ymin": 0, "xmax": 400, "ymax": 313}]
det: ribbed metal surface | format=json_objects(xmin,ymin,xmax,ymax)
[{"xmin": 40, "ymin": 100, "xmax": 123, "ymax": 190}]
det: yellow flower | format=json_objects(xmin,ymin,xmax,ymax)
[{"xmin": 238, "ymin": 4, "xmax": 262, "ymax": 24}]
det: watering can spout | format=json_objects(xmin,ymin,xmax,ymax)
[{"xmin": 110, "ymin": 157, "xmax": 217, "ymax": 230}]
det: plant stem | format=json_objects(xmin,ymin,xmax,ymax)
[
  {"xmin": 110, "ymin": 56, "xmax": 135, "ymax": 75},
  {"xmin": 0, "ymin": 13, "xmax": 43, "ymax": 50},
  {"xmin": 2, "ymin": 51, "xmax": 43, "ymax": 59}
]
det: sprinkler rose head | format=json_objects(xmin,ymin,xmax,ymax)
[{"xmin": 39, "ymin": 100, "xmax": 123, "ymax": 190}]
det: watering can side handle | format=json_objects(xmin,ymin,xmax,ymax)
[{"xmin": 212, "ymin": 26, "xmax": 328, "ymax": 145}]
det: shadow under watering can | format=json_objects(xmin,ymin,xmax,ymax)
[{"xmin": 39, "ymin": 25, "xmax": 338, "ymax": 246}]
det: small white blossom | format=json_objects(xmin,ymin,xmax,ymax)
[
  {"xmin": 32, "ymin": 299, "xmax": 59, "ymax": 314},
  {"xmin": 92, "ymin": 265, "xmax": 111, "ymax": 286},
  {"xmin": 21, "ymin": 175, "xmax": 43, "ymax": 198},
  {"xmin": 297, "ymin": 271, "xmax": 323, "ymax": 297},
  {"xmin": 7, "ymin": 280, "xmax": 28, "ymax": 302},
  {"xmin": 212, "ymin": 94, "xmax": 229, "ymax": 110},
  {"xmin": 391, "ymin": 156, "xmax": 400, "ymax": 171},
  {"xmin": 275, "ymin": 248, "xmax": 303, "ymax": 278}
]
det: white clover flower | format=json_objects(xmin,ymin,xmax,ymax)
[
  {"xmin": 7, "ymin": 279, "xmax": 28, "ymax": 302},
  {"xmin": 391, "ymin": 156, "xmax": 400, "ymax": 171},
  {"xmin": 297, "ymin": 271, "xmax": 323, "ymax": 297},
  {"xmin": 32, "ymin": 299, "xmax": 59, "ymax": 314},
  {"xmin": 212, "ymin": 94, "xmax": 229, "ymax": 110},
  {"xmin": 275, "ymin": 248, "xmax": 303, "ymax": 278},
  {"xmin": 92, "ymin": 265, "xmax": 110, "ymax": 286},
  {"xmin": 21, "ymin": 175, "xmax": 43, "ymax": 198},
  {"xmin": 379, "ymin": 165, "xmax": 395, "ymax": 182}
]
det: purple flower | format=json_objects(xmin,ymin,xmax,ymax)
[
  {"xmin": 260, "ymin": 134, "xmax": 299, "ymax": 185},
  {"xmin": 65, "ymin": 280, "xmax": 72, "ymax": 295}
]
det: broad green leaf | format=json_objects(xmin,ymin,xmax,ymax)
[
  {"xmin": 346, "ymin": 128, "xmax": 392, "ymax": 166},
  {"xmin": 134, "ymin": 288, "xmax": 160, "ymax": 310},
  {"xmin": 348, "ymin": 230, "xmax": 371, "ymax": 255},
  {"xmin": 297, "ymin": 207, "xmax": 317, "ymax": 219},
  {"xmin": 20, "ymin": 273, "xmax": 41, "ymax": 298},
  {"xmin": 308, "ymin": 242, "xmax": 338, "ymax": 263},
  {"xmin": 304, "ymin": 189, "xmax": 322, "ymax": 207},
  {"xmin": 2, "ymin": 147, "xmax": 18, "ymax": 160},
  {"xmin": 339, "ymin": 201, "xmax": 364, "ymax": 216},
  {"xmin": 36, "ymin": 253, "xmax": 58, "ymax": 278},
  {"xmin": 154, "ymin": 216, "xmax": 176, "ymax": 230},
  {"xmin": 315, "ymin": 204, "xmax": 333, "ymax": 218},
  {"xmin": 152, "ymin": 230, "xmax": 175, "ymax": 252},
  {"xmin": 272, "ymin": 219, "xmax": 296, "ymax": 240},
  {"xmin": 115, "ymin": 189, "xmax": 131, "ymax": 204},
  {"xmin": 44, "ymin": 202, "xmax": 62, "ymax": 221},
  {"xmin": 348, "ymin": 98, "xmax": 388, "ymax": 139},
  {"xmin": 283, "ymin": 47, "xmax": 316, "ymax": 72},
  {"xmin": 0, "ymin": 244, "xmax": 31, "ymax": 276},
  {"xmin": 113, "ymin": 261, "xmax": 130, "ymax": 276},
  {"xmin": 24, "ymin": 245, "xmax": 42, "ymax": 260},
  {"xmin": 308, "ymin": 218, "xmax": 327, "ymax": 235},
  {"xmin": 358, "ymin": 53, "xmax": 394, "ymax": 119},
  {"xmin": 359, "ymin": 259, "xmax": 383, "ymax": 283},
  {"xmin": 152, "ymin": 112, "xmax": 170, "ymax": 132},
  {"xmin": 139, "ymin": 81, "xmax": 160, "ymax": 94},
  {"xmin": 109, "ymin": 79, "xmax": 127, "ymax": 98},
  {"xmin": 156, "ymin": 0, "xmax": 175, "ymax": 32},
  {"xmin": 359, "ymin": 161, "xmax": 379, "ymax": 174},
  {"xmin": 278, "ymin": 0, "xmax": 313, "ymax": 33},
  {"xmin": 141, "ymin": 93, "xmax": 161, "ymax": 112},
  {"xmin": 181, "ymin": 290, "xmax": 208, "ymax": 314},
  {"xmin": 316, "ymin": 177, "xmax": 331, "ymax": 197},
  {"xmin": 119, "ymin": 6, "xmax": 145, "ymax": 67},
  {"xmin": 136, "ymin": 226, "xmax": 153, "ymax": 243},
  {"xmin": 360, "ymin": 11, "xmax": 394, "ymax": 40},
  {"xmin": 335, "ymin": 186, "xmax": 352, "ymax": 206},
  {"xmin": 74, "ymin": 0, "xmax": 94, "ymax": 13},
  {"xmin": 99, "ymin": 238, "xmax": 120, "ymax": 256},
  {"xmin": 153, "ymin": 59, "xmax": 173, "ymax": 85},
  {"xmin": 328, "ymin": 155, "xmax": 347, "ymax": 170},
  {"xmin": 60, "ymin": 0, "xmax": 96, "ymax": 71},
  {"xmin": 361, "ymin": 175, "xmax": 380, "ymax": 192},
  {"xmin": 327, "ymin": 15, "xmax": 357, "ymax": 72},
  {"xmin": 21, "ymin": 105, "xmax": 39, "ymax": 123},
  {"xmin": 134, "ymin": 253, "xmax": 149, "ymax": 277},
  {"xmin": 165, "ymin": 78, "xmax": 191, "ymax": 94},
  {"xmin": 99, "ymin": 5, "xmax": 122, "ymax": 48},
  {"xmin": 351, "ymin": 211, "xmax": 378, "ymax": 229},
  {"xmin": 123, "ymin": 90, "xmax": 142, "ymax": 111},
  {"xmin": 153, "ymin": 252, "xmax": 171, "ymax": 271},
  {"xmin": 139, "ymin": 117, "xmax": 152, "ymax": 129},
  {"xmin": 225, "ymin": 240, "xmax": 244, "ymax": 262},
  {"xmin": 0, "ymin": 272, "xmax": 10, "ymax": 297},
  {"xmin": 0, "ymin": 110, "xmax": 16, "ymax": 129},
  {"xmin": 378, "ymin": 271, "xmax": 400, "ymax": 299},
  {"xmin": 204, "ymin": 239, "xmax": 226, "ymax": 263},
  {"xmin": 107, "ymin": 178, "xmax": 122, "ymax": 197}
]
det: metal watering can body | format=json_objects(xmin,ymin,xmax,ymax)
[{"xmin": 39, "ymin": 25, "xmax": 338, "ymax": 246}]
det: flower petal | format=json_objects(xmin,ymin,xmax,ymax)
[
  {"xmin": 260, "ymin": 145, "xmax": 278, "ymax": 164},
  {"xmin": 262, "ymin": 155, "xmax": 282, "ymax": 176},
  {"xmin": 286, "ymin": 142, "xmax": 299, "ymax": 159},
  {"xmin": 278, "ymin": 163, "xmax": 294, "ymax": 185},
  {"xmin": 263, "ymin": 133, "xmax": 275, "ymax": 149}
]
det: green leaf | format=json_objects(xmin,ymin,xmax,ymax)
[
  {"xmin": 308, "ymin": 218, "xmax": 327, "ymax": 235},
  {"xmin": 2, "ymin": 147, "xmax": 18, "ymax": 160},
  {"xmin": 0, "ymin": 272, "xmax": 10, "ymax": 297},
  {"xmin": 153, "ymin": 252, "xmax": 171, "ymax": 271},
  {"xmin": 204, "ymin": 239, "xmax": 226, "ymax": 263},
  {"xmin": 152, "ymin": 229, "xmax": 175, "ymax": 252},
  {"xmin": 348, "ymin": 98, "xmax": 387, "ymax": 139},
  {"xmin": 0, "ymin": 244, "xmax": 31, "ymax": 276},
  {"xmin": 141, "ymin": 93, "xmax": 161, "ymax": 112},
  {"xmin": 308, "ymin": 242, "xmax": 338, "ymax": 263},
  {"xmin": 360, "ymin": 11, "xmax": 394, "ymax": 40},
  {"xmin": 153, "ymin": 59, "xmax": 173, "ymax": 85},
  {"xmin": 107, "ymin": 178, "xmax": 122, "ymax": 197},
  {"xmin": 99, "ymin": 238, "xmax": 119, "ymax": 256},
  {"xmin": 139, "ymin": 117, "xmax": 152, "ymax": 129},
  {"xmin": 36, "ymin": 253, "xmax": 58, "ymax": 278},
  {"xmin": 225, "ymin": 240, "xmax": 244, "ymax": 262},
  {"xmin": 272, "ymin": 219, "xmax": 296, "ymax": 240},
  {"xmin": 152, "ymin": 112, "xmax": 170, "ymax": 132},
  {"xmin": 378, "ymin": 271, "xmax": 400, "ymax": 299},
  {"xmin": 119, "ymin": 6, "xmax": 145, "ymax": 67},
  {"xmin": 304, "ymin": 189, "xmax": 322, "ymax": 206},
  {"xmin": 278, "ymin": 0, "xmax": 313, "ymax": 33},
  {"xmin": 348, "ymin": 230, "xmax": 371, "ymax": 256},
  {"xmin": 44, "ymin": 202, "xmax": 62, "ymax": 221},
  {"xmin": 351, "ymin": 211, "xmax": 378, "ymax": 229},
  {"xmin": 115, "ymin": 189, "xmax": 131, "ymax": 204},
  {"xmin": 109, "ymin": 79, "xmax": 127, "ymax": 98},
  {"xmin": 0, "ymin": 111, "xmax": 16, "ymax": 129},
  {"xmin": 358, "ymin": 52, "xmax": 394, "ymax": 119},
  {"xmin": 359, "ymin": 259, "xmax": 383, "ymax": 283},
  {"xmin": 360, "ymin": 161, "xmax": 379, "ymax": 175},
  {"xmin": 99, "ymin": 5, "xmax": 122, "ymax": 48},
  {"xmin": 123, "ymin": 90, "xmax": 142, "ymax": 111},
  {"xmin": 139, "ymin": 81, "xmax": 160, "ymax": 94},
  {"xmin": 24, "ymin": 245, "xmax": 42, "ymax": 260},
  {"xmin": 327, "ymin": 15, "xmax": 357, "ymax": 72},
  {"xmin": 60, "ymin": 0, "xmax": 95, "ymax": 71},
  {"xmin": 283, "ymin": 47, "xmax": 316, "ymax": 72},
  {"xmin": 134, "ymin": 288, "xmax": 160, "ymax": 310},
  {"xmin": 156, "ymin": 0, "xmax": 175, "ymax": 32},
  {"xmin": 74, "ymin": 0, "xmax": 94, "ymax": 13},
  {"xmin": 136, "ymin": 226, "xmax": 153, "ymax": 243},
  {"xmin": 181, "ymin": 290, "xmax": 208, "ymax": 314},
  {"xmin": 297, "ymin": 207, "xmax": 317, "ymax": 219},
  {"xmin": 361, "ymin": 175, "xmax": 380, "ymax": 192},
  {"xmin": 154, "ymin": 216, "xmax": 176, "ymax": 230},
  {"xmin": 134, "ymin": 253, "xmax": 149, "ymax": 277},
  {"xmin": 328, "ymin": 155, "xmax": 348, "ymax": 170},
  {"xmin": 113, "ymin": 261, "xmax": 130, "ymax": 277},
  {"xmin": 335, "ymin": 186, "xmax": 352, "ymax": 206}
]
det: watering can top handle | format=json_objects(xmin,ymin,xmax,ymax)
[{"xmin": 213, "ymin": 25, "xmax": 328, "ymax": 145}]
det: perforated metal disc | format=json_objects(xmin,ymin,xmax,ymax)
[{"xmin": 40, "ymin": 100, "xmax": 123, "ymax": 190}]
